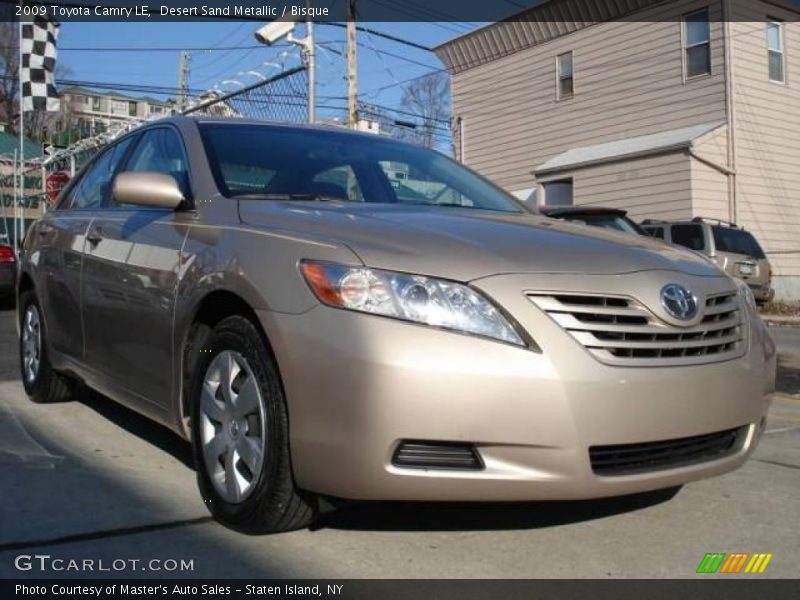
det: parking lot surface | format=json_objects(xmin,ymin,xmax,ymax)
[{"xmin": 0, "ymin": 308, "xmax": 798, "ymax": 579}]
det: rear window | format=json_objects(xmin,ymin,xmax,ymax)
[
  {"xmin": 670, "ymin": 224, "xmax": 705, "ymax": 251},
  {"xmin": 712, "ymin": 226, "xmax": 765, "ymax": 259}
]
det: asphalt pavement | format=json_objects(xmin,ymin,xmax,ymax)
[{"xmin": 0, "ymin": 307, "xmax": 798, "ymax": 579}]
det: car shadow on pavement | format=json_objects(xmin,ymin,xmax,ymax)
[
  {"xmin": 316, "ymin": 486, "xmax": 681, "ymax": 532},
  {"xmin": 776, "ymin": 355, "xmax": 800, "ymax": 396},
  {"xmin": 75, "ymin": 384, "xmax": 195, "ymax": 470}
]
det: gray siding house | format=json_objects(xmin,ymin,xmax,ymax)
[{"xmin": 435, "ymin": 0, "xmax": 800, "ymax": 301}]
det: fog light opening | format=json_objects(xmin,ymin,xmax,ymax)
[{"xmin": 392, "ymin": 440, "xmax": 484, "ymax": 471}]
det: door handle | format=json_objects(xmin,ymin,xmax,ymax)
[{"xmin": 86, "ymin": 228, "xmax": 103, "ymax": 246}]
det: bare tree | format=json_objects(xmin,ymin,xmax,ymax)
[
  {"xmin": 0, "ymin": 22, "xmax": 19, "ymax": 134},
  {"xmin": 398, "ymin": 72, "xmax": 450, "ymax": 149}
]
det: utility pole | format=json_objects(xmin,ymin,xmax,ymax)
[
  {"xmin": 305, "ymin": 0, "xmax": 316, "ymax": 124},
  {"xmin": 346, "ymin": 0, "xmax": 358, "ymax": 128},
  {"xmin": 177, "ymin": 51, "xmax": 191, "ymax": 113}
]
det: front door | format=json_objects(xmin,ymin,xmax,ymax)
[{"xmin": 81, "ymin": 127, "xmax": 190, "ymax": 408}]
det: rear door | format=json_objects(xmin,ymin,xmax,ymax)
[{"xmin": 80, "ymin": 126, "xmax": 190, "ymax": 409}]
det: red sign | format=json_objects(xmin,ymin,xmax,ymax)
[{"xmin": 46, "ymin": 171, "xmax": 71, "ymax": 202}]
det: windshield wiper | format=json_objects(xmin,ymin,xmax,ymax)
[{"xmin": 232, "ymin": 192, "xmax": 356, "ymax": 202}]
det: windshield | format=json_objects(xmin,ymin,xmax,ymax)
[
  {"xmin": 555, "ymin": 213, "xmax": 645, "ymax": 235},
  {"xmin": 712, "ymin": 226, "xmax": 765, "ymax": 259},
  {"xmin": 200, "ymin": 123, "xmax": 523, "ymax": 213}
]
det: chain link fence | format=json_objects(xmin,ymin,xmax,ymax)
[
  {"xmin": 183, "ymin": 66, "xmax": 308, "ymax": 122},
  {"xmin": 2, "ymin": 66, "xmax": 309, "ymax": 246}
]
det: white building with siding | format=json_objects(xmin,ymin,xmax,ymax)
[{"xmin": 435, "ymin": 0, "xmax": 800, "ymax": 301}]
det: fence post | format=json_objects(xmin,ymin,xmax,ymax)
[{"xmin": 41, "ymin": 164, "xmax": 48, "ymax": 214}]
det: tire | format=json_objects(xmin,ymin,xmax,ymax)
[
  {"xmin": 189, "ymin": 315, "xmax": 316, "ymax": 533},
  {"xmin": 19, "ymin": 290, "xmax": 74, "ymax": 404}
]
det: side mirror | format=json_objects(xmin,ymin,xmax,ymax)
[{"xmin": 112, "ymin": 172, "xmax": 185, "ymax": 209}]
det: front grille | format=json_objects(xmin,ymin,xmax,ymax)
[
  {"xmin": 589, "ymin": 427, "xmax": 744, "ymax": 475},
  {"xmin": 529, "ymin": 291, "xmax": 745, "ymax": 366},
  {"xmin": 392, "ymin": 441, "xmax": 483, "ymax": 471}
]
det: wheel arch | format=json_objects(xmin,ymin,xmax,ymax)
[
  {"xmin": 18, "ymin": 271, "xmax": 34, "ymax": 297},
  {"xmin": 178, "ymin": 288, "xmax": 280, "ymax": 439}
]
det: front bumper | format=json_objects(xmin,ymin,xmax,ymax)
[
  {"xmin": 748, "ymin": 282, "xmax": 774, "ymax": 303},
  {"xmin": 260, "ymin": 272, "xmax": 776, "ymax": 502},
  {"xmin": 0, "ymin": 263, "xmax": 15, "ymax": 296}
]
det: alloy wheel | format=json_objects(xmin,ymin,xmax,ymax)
[{"xmin": 21, "ymin": 304, "xmax": 42, "ymax": 384}]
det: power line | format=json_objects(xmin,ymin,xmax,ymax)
[
  {"xmin": 0, "ymin": 41, "xmax": 344, "ymax": 52},
  {"xmin": 356, "ymin": 42, "xmax": 446, "ymax": 72},
  {"xmin": 320, "ymin": 23, "xmax": 434, "ymax": 52},
  {"xmin": 361, "ymin": 70, "xmax": 443, "ymax": 97}
]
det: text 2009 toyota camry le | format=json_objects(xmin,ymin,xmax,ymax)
[{"xmin": 18, "ymin": 117, "xmax": 776, "ymax": 532}]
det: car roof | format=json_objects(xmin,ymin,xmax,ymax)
[
  {"xmin": 641, "ymin": 218, "xmax": 742, "ymax": 230},
  {"xmin": 150, "ymin": 115, "xmax": 398, "ymax": 141}
]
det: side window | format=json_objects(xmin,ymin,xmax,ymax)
[
  {"xmin": 557, "ymin": 51, "xmax": 574, "ymax": 100},
  {"xmin": 311, "ymin": 165, "xmax": 364, "ymax": 201},
  {"xmin": 767, "ymin": 20, "xmax": 785, "ymax": 83},
  {"xmin": 643, "ymin": 226, "xmax": 665, "ymax": 239},
  {"xmin": 121, "ymin": 128, "xmax": 189, "ymax": 201},
  {"xmin": 683, "ymin": 8, "xmax": 711, "ymax": 78},
  {"xmin": 542, "ymin": 179, "xmax": 574, "ymax": 207},
  {"xmin": 670, "ymin": 224, "xmax": 705, "ymax": 251},
  {"xmin": 62, "ymin": 137, "xmax": 134, "ymax": 210}
]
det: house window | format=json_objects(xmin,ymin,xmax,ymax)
[
  {"xmin": 91, "ymin": 96, "xmax": 101, "ymax": 111},
  {"xmin": 557, "ymin": 51, "xmax": 574, "ymax": 99},
  {"xmin": 543, "ymin": 179, "xmax": 573, "ymax": 206},
  {"xmin": 767, "ymin": 20, "xmax": 785, "ymax": 82},
  {"xmin": 128, "ymin": 101, "xmax": 137, "ymax": 117},
  {"xmin": 683, "ymin": 8, "xmax": 711, "ymax": 78}
]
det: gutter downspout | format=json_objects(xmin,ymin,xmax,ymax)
[{"xmin": 722, "ymin": 0, "xmax": 739, "ymax": 223}]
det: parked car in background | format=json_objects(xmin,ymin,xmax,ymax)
[
  {"xmin": 540, "ymin": 206, "xmax": 647, "ymax": 236},
  {"xmin": 641, "ymin": 218, "xmax": 773, "ymax": 305},
  {"xmin": 0, "ymin": 242, "xmax": 16, "ymax": 302},
  {"xmin": 18, "ymin": 117, "xmax": 776, "ymax": 533}
]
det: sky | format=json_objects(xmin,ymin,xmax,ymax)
[{"xmin": 56, "ymin": 21, "xmax": 484, "ymax": 121}]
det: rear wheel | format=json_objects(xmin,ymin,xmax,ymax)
[
  {"xmin": 19, "ymin": 290, "xmax": 74, "ymax": 403},
  {"xmin": 189, "ymin": 315, "xmax": 316, "ymax": 533}
]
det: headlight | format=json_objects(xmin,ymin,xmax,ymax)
[
  {"xmin": 735, "ymin": 278, "xmax": 757, "ymax": 310},
  {"xmin": 300, "ymin": 261, "xmax": 527, "ymax": 346}
]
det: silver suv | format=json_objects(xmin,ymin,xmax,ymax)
[{"xmin": 641, "ymin": 218, "xmax": 774, "ymax": 305}]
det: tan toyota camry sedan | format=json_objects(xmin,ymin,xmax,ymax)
[{"xmin": 18, "ymin": 117, "xmax": 776, "ymax": 533}]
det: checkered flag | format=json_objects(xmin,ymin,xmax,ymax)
[{"xmin": 20, "ymin": 16, "xmax": 60, "ymax": 112}]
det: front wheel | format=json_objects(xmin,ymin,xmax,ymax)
[
  {"xmin": 189, "ymin": 315, "xmax": 316, "ymax": 533},
  {"xmin": 19, "ymin": 290, "xmax": 74, "ymax": 403}
]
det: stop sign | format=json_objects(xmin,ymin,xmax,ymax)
[{"xmin": 46, "ymin": 171, "xmax": 71, "ymax": 202}]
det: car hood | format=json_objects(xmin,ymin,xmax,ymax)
[{"xmin": 238, "ymin": 201, "xmax": 724, "ymax": 282}]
